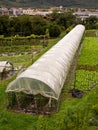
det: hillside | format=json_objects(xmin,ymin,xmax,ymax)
[{"xmin": 0, "ymin": 0, "xmax": 98, "ymax": 8}]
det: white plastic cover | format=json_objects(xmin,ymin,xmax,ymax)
[
  {"xmin": 0, "ymin": 61, "xmax": 12, "ymax": 73},
  {"xmin": 6, "ymin": 24, "xmax": 85, "ymax": 100}
]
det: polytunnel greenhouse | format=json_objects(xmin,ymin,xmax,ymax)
[{"xmin": 6, "ymin": 24, "xmax": 85, "ymax": 101}]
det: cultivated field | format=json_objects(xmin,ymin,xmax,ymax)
[{"xmin": 0, "ymin": 32, "xmax": 98, "ymax": 130}]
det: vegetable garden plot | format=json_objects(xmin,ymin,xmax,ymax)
[
  {"xmin": 0, "ymin": 37, "xmax": 47, "ymax": 54},
  {"xmin": 72, "ymin": 70, "xmax": 98, "ymax": 92},
  {"xmin": 72, "ymin": 36, "xmax": 98, "ymax": 94}
]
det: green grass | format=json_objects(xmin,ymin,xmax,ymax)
[
  {"xmin": 0, "ymin": 32, "xmax": 98, "ymax": 130},
  {"xmin": 78, "ymin": 37, "xmax": 98, "ymax": 65}
]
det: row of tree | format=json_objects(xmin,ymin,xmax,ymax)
[
  {"xmin": 0, "ymin": 12, "xmax": 98, "ymax": 37},
  {"xmin": 83, "ymin": 16, "xmax": 98, "ymax": 29},
  {"xmin": 0, "ymin": 12, "xmax": 78, "ymax": 37}
]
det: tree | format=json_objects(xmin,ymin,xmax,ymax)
[
  {"xmin": 48, "ymin": 23, "xmax": 61, "ymax": 37},
  {"xmin": 0, "ymin": 15, "xmax": 9, "ymax": 36},
  {"xmin": 8, "ymin": 17, "xmax": 17, "ymax": 36},
  {"xmin": 56, "ymin": 13, "xmax": 67, "ymax": 29},
  {"xmin": 31, "ymin": 15, "xmax": 47, "ymax": 35},
  {"xmin": 65, "ymin": 12, "xmax": 76, "ymax": 27},
  {"xmin": 50, "ymin": 12, "xmax": 76, "ymax": 30},
  {"xmin": 8, "ymin": 17, "xmax": 21, "ymax": 36},
  {"xmin": 49, "ymin": 11, "xmax": 60, "ymax": 21},
  {"xmin": 84, "ymin": 16, "xmax": 98, "ymax": 29},
  {"xmin": 18, "ymin": 15, "xmax": 33, "ymax": 36}
]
